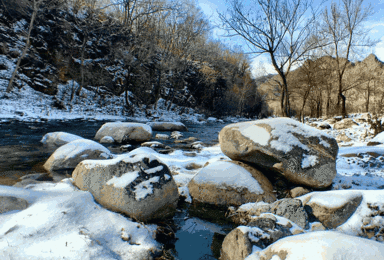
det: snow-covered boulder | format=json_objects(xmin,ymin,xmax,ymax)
[
  {"xmin": 188, "ymin": 161, "xmax": 276, "ymax": 207},
  {"xmin": 229, "ymin": 198, "xmax": 309, "ymax": 229},
  {"xmin": 72, "ymin": 151, "xmax": 179, "ymax": 222},
  {"xmin": 40, "ymin": 132, "xmax": 84, "ymax": 146},
  {"xmin": 147, "ymin": 122, "xmax": 188, "ymax": 131},
  {"xmin": 221, "ymin": 214, "xmax": 303, "ymax": 260},
  {"xmin": 370, "ymin": 131, "xmax": 384, "ymax": 144},
  {"xmin": 219, "ymin": 118, "xmax": 338, "ymax": 188},
  {"xmin": 299, "ymin": 190, "xmax": 363, "ymax": 229},
  {"xmin": 94, "ymin": 122, "xmax": 152, "ymax": 143},
  {"xmin": 100, "ymin": 136, "xmax": 115, "ymax": 144},
  {"xmin": 245, "ymin": 231, "xmax": 384, "ymax": 260},
  {"xmin": 333, "ymin": 118, "xmax": 359, "ymax": 130},
  {"xmin": 0, "ymin": 196, "xmax": 29, "ymax": 213},
  {"xmin": 43, "ymin": 139, "xmax": 113, "ymax": 172}
]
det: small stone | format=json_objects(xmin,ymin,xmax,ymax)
[{"xmin": 290, "ymin": 187, "xmax": 310, "ymax": 198}]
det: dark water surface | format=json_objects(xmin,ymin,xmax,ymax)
[{"xmin": 0, "ymin": 118, "xmax": 230, "ymax": 259}]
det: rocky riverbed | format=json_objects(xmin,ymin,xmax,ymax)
[{"xmin": 1, "ymin": 114, "xmax": 384, "ymax": 259}]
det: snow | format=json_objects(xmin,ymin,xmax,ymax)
[
  {"xmin": 40, "ymin": 132, "xmax": 84, "ymax": 146},
  {"xmin": 298, "ymin": 190, "xmax": 362, "ymax": 209},
  {"xmin": 227, "ymin": 118, "xmax": 332, "ymax": 153},
  {"xmin": 134, "ymin": 176, "xmax": 160, "ymax": 201},
  {"xmin": 192, "ymin": 161, "xmax": 264, "ymax": 194},
  {"xmin": 246, "ymin": 231, "xmax": 384, "ymax": 260},
  {"xmin": 106, "ymin": 171, "xmax": 139, "ymax": 188},
  {"xmin": 0, "ymin": 180, "xmax": 160, "ymax": 260},
  {"xmin": 233, "ymin": 122, "xmax": 270, "ymax": 146},
  {"xmin": 49, "ymin": 139, "xmax": 112, "ymax": 161},
  {"xmin": 301, "ymin": 154, "xmax": 319, "ymax": 168},
  {"xmin": 372, "ymin": 131, "xmax": 384, "ymax": 142}
]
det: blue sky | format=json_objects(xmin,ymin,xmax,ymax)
[{"xmin": 196, "ymin": 0, "xmax": 384, "ymax": 75}]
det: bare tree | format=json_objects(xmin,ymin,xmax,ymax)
[
  {"xmin": 319, "ymin": 0, "xmax": 377, "ymax": 118},
  {"xmin": 219, "ymin": 0, "xmax": 323, "ymax": 117},
  {"xmin": 6, "ymin": 0, "xmax": 49, "ymax": 92}
]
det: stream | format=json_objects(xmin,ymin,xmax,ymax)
[{"xmin": 0, "ymin": 118, "xmax": 233, "ymax": 259}]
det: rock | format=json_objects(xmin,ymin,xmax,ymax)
[
  {"xmin": 185, "ymin": 163, "xmax": 203, "ymax": 170},
  {"xmin": 120, "ymin": 144, "xmax": 134, "ymax": 152},
  {"xmin": 310, "ymin": 222, "xmax": 326, "ymax": 231},
  {"xmin": 289, "ymin": 187, "xmax": 310, "ymax": 198},
  {"xmin": 0, "ymin": 196, "xmax": 28, "ymax": 213},
  {"xmin": 100, "ymin": 136, "xmax": 115, "ymax": 144},
  {"xmin": 270, "ymin": 198, "xmax": 309, "ymax": 229},
  {"xmin": 220, "ymin": 228, "xmax": 253, "ymax": 260},
  {"xmin": 94, "ymin": 122, "xmax": 152, "ymax": 143},
  {"xmin": 363, "ymin": 202, "xmax": 384, "ymax": 241},
  {"xmin": 221, "ymin": 214, "xmax": 295, "ymax": 259},
  {"xmin": 170, "ymin": 131, "xmax": 183, "ymax": 139},
  {"xmin": 72, "ymin": 151, "xmax": 179, "ymax": 222},
  {"xmin": 174, "ymin": 137, "xmax": 198, "ymax": 144},
  {"xmin": 229, "ymin": 202, "xmax": 271, "ymax": 225},
  {"xmin": 247, "ymin": 231, "xmax": 384, "ymax": 260},
  {"xmin": 336, "ymin": 132, "xmax": 352, "ymax": 143},
  {"xmin": 191, "ymin": 141, "xmax": 204, "ymax": 149},
  {"xmin": 317, "ymin": 122, "xmax": 331, "ymax": 130},
  {"xmin": 155, "ymin": 134, "xmax": 169, "ymax": 140},
  {"xmin": 141, "ymin": 141, "xmax": 165, "ymax": 148},
  {"xmin": 367, "ymin": 141, "xmax": 382, "ymax": 146},
  {"xmin": 188, "ymin": 161, "xmax": 276, "ymax": 207},
  {"xmin": 300, "ymin": 191, "xmax": 363, "ymax": 229},
  {"xmin": 43, "ymin": 139, "xmax": 113, "ymax": 172},
  {"xmin": 40, "ymin": 132, "xmax": 84, "ymax": 146},
  {"xmin": 333, "ymin": 118, "xmax": 359, "ymax": 130},
  {"xmin": 219, "ymin": 118, "xmax": 338, "ymax": 188},
  {"xmin": 147, "ymin": 122, "xmax": 188, "ymax": 131}
]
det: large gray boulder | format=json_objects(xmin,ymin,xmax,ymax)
[
  {"xmin": 147, "ymin": 122, "xmax": 188, "ymax": 131},
  {"xmin": 43, "ymin": 139, "xmax": 113, "ymax": 172},
  {"xmin": 188, "ymin": 160, "xmax": 276, "ymax": 207},
  {"xmin": 72, "ymin": 150, "xmax": 178, "ymax": 222},
  {"xmin": 94, "ymin": 122, "xmax": 152, "ymax": 143},
  {"xmin": 40, "ymin": 132, "xmax": 84, "ymax": 146},
  {"xmin": 219, "ymin": 118, "xmax": 338, "ymax": 188}
]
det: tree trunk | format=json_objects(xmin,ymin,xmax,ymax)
[
  {"xmin": 366, "ymin": 81, "xmax": 370, "ymax": 113},
  {"xmin": 270, "ymin": 53, "xmax": 289, "ymax": 117},
  {"xmin": 154, "ymin": 68, "xmax": 162, "ymax": 110},
  {"xmin": 6, "ymin": 1, "xmax": 40, "ymax": 92}
]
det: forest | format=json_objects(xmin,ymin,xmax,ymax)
[
  {"xmin": 1, "ymin": 0, "xmax": 382, "ymax": 120},
  {"xmin": 1, "ymin": 0, "xmax": 266, "ymax": 118}
]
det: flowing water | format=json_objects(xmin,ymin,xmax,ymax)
[{"xmin": 0, "ymin": 118, "xmax": 231, "ymax": 259}]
